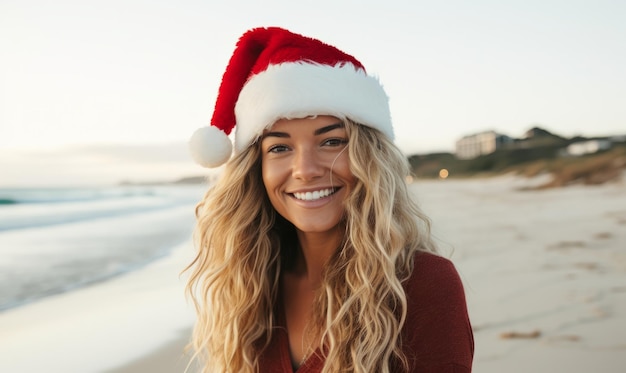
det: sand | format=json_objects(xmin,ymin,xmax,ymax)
[
  {"xmin": 1, "ymin": 174, "xmax": 625, "ymax": 372},
  {"xmin": 414, "ymin": 174, "xmax": 626, "ymax": 372},
  {"xmin": 103, "ymin": 330, "xmax": 194, "ymax": 373}
]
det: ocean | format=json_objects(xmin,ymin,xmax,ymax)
[{"xmin": 0, "ymin": 184, "xmax": 206, "ymax": 312}]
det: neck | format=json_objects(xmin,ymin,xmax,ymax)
[{"xmin": 293, "ymin": 227, "xmax": 344, "ymax": 287}]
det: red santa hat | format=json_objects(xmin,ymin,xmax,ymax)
[{"xmin": 189, "ymin": 26, "xmax": 393, "ymax": 168}]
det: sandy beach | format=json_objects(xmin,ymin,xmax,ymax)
[
  {"xmin": 1, "ymin": 175, "xmax": 624, "ymax": 372},
  {"xmin": 416, "ymin": 175, "xmax": 626, "ymax": 372}
]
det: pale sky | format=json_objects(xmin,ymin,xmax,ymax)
[{"xmin": 1, "ymin": 0, "xmax": 625, "ymax": 186}]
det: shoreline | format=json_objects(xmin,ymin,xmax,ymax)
[
  {"xmin": 0, "ymin": 241, "xmax": 197, "ymax": 373},
  {"xmin": 0, "ymin": 248, "xmax": 182, "ymax": 313}
]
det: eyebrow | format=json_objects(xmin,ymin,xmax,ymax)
[
  {"xmin": 262, "ymin": 122, "xmax": 344, "ymax": 139},
  {"xmin": 314, "ymin": 123, "xmax": 344, "ymax": 135}
]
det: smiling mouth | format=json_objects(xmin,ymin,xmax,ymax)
[{"xmin": 291, "ymin": 188, "xmax": 338, "ymax": 201}]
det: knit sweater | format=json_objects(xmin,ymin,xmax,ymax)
[{"xmin": 257, "ymin": 251, "xmax": 474, "ymax": 372}]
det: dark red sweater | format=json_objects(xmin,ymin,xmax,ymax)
[{"xmin": 257, "ymin": 252, "xmax": 474, "ymax": 372}]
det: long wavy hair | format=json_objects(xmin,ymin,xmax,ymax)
[{"xmin": 185, "ymin": 119, "xmax": 437, "ymax": 373}]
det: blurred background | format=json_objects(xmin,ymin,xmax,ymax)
[{"xmin": 1, "ymin": 1, "xmax": 625, "ymax": 372}]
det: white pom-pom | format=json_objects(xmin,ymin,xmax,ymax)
[{"xmin": 189, "ymin": 126, "xmax": 233, "ymax": 168}]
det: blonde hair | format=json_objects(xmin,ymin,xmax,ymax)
[{"xmin": 185, "ymin": 119, "xmax": 437, "ymax": 373}]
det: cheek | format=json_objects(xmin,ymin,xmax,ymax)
[
  {"xmin": 333, "ymin": 153, "xmax": 355, "ymax": 184},
  {"xmin": 261, "ymin": 165, "xmax": 274, "ymax": 196},
  {"xmin": 261, "ymin": 160, "xmax": 284, "ymax": 198},
  {"xmin": 261, "ymin": 168, "xmax": 279, "ymax": 212}
]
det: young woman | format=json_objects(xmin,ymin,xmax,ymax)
[{"xmin": 186, "ymin": 27, "xmax": 473, "ymax": 373}]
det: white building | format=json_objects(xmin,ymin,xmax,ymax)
[
  {"xmin": 455, "ymin": 131, "xmax": 512, "ymax": 159},
  {"xmin": 566, "ymin": 139, "xmax": 611, "ymax": 156}
]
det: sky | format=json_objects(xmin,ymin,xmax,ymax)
[{"xmin": 1, "ymin": 0, "xmax": 625, "ymax": 186}]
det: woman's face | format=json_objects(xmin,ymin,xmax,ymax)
[{"xmin": 261, "ymin": 116, "xmax": 354, "ymax": 235}]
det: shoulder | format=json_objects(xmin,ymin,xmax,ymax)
[
  {"xmin": 404, "ymin": 251, "xmax": 465, "ymax": 297},
  {"xmin": 403, "ymin": 251, "xmax": 469, "ymax": 322},
  {"xmin": 401, "ymin": 251, "xmax": 474, "ymax": 372},
  {"xmin": 402, "ymin": 251, "xmax": 471, "ymax": 330}
]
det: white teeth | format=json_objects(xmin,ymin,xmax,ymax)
[{"xmin": 293, "ymin": 188, "xmax": 335, "ymax": 201}]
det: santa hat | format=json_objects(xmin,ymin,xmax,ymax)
[{"xmin": 189, "ymin": 26, "xmax": 393, "ymax": 168}]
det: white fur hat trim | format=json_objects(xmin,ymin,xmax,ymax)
[
  {"xmin": 234, "ymin": 62, "xmax": 393, "ymax": 153},
  {"xmin": 189, "ymin": 125, "xmax": 233, "ymax": 168}
]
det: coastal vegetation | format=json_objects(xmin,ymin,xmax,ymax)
[{"xmin": 408, "ymin": 128, "xmax": 626, "ymax": 188}]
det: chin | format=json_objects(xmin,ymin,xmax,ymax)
[{"xmin": 291, "ymin": 217, "xmax": 345, "ymax": 235}]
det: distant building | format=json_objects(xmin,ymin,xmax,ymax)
[
  {"xmin": 455, "ymin": 131, "xmax": 513, "ymax": 159},
  {"xmin": 566, "ymin": 139, "xmax": 611, "ymax": 156}
]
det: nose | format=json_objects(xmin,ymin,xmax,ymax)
[{"xmin": 292, "ymin": 147, "xmax": 324, "ymax": 181}]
